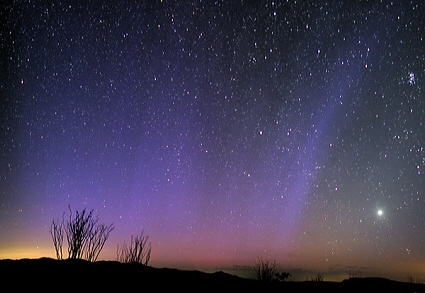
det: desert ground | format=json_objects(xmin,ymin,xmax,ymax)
[{"xmin": 0, "ymin": 258, "xmax": 424, "ymax": 292}]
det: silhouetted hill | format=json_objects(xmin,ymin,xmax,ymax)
[
  {"xmin": 341, "ymin": 277, "xmax": 425, "ymax": 292},
  {"xmin": 0, "ymin": 258, "xmax": 423, "ymax": 292}
]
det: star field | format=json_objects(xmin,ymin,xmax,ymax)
[{"xmin": 1, "ymin": 1, "xmax": 424, "ymax": 281}]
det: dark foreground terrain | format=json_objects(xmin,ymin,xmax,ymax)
[{"xmin": 1, "ymin": 258, "xmax": 424, "ymax": 292}]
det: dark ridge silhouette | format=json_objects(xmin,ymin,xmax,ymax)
[
  {"xmin": 341, "ymin": 277, "xmax": 425, "ymax": 292},
  {"xmin": 0, "ymin": 258, "xmax": 424, "ymax": 292}
]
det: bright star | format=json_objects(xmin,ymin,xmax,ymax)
[{"xmin": 377, "ymin": 210, "xmax": 383, "ymax": 216}]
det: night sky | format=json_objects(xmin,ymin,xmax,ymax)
[{"xmin": 1, "ymin": 1, "xmax": 424, "ymax": 281}]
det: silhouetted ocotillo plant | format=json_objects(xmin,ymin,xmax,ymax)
[
  {"xmin": 254, "ymin": 258, "xmax": 278, "ymax": 282},
  {"xmin": 116, "ymin": 230, "xmax": 151, "ymax": 265},
  {"xmin": 50, "ymin": 206, "xmax": 113, "ymax": 262}
]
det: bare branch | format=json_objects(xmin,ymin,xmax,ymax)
[
  {"xmin": 117, "ymin": 230, "xmax": 151, "ymax": 265},
  {"xmin": 253, "ymin": 257, "xmax": 280, "ymax": 282},
  {"xmin": 85, "ymin": 223, "xmax": 114, "ymax": 262},
  {"xmin": 50, "ymin": 206, "xmax": 113, "ymax": 262},
  {"xmin": 49, "ymin": 213, "xmax": 64, "ymax": 260}
]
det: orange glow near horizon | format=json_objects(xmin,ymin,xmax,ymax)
[{"xmin": 1, "ymin": 242, "xmax": 424, "ymax": 283}]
